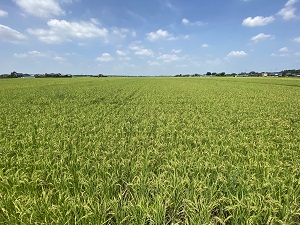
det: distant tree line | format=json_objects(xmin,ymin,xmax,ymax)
[
  {"xmin": 1, "ymin": 70, "xmax": 300, "ymax": 78},
  {"xmin": 282, "ymin": 69, "xmax": 300, "ymax": 77},
  {"xmin": 0, "ymin": 72, "xmax": 110, "ymax": 78},
  {"xmin": 5, "ymin": 71, "xmax": 26, "ymax": 78},
  {"xmin": 36, "ymin": 73, "xmax": 72, "ymax": 78},
  {"xmin": 175, "ymin": 70, "xmax": 300, "ymax": 77}
]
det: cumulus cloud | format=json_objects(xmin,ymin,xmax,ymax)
[
  {"xmin": 111, "ymin": 27, "xmax": 136, "ymax": 39},
  {"xmin": 128, "ymin": 42, "xmax": 154, "ymax": 56},
  {"xmin": 96, "ymin": 53, "xmax": 113, "ymax": 62},
  {"xmin": 135, "ymin": 48, "xmax": 153, "ymax": 56},
  {"xmin": 171, "ymin": 49, "xmax": 182, "ymax": 53},
  {"xmin": 271, "ymin": 46, "xmax": 290, "ymax": 56},
  {"xmin": 60, "ymin": 0, "xmax": 79, "ymax": 4},
  {"xmin": 116, "ymin": 50, "xmax": 126, "ymax": 56},
  {"xmin": 27, "ymin": 29, "xmax": 63, "ymax": 44},
  {"xmin": 242, "ymin": 16, "xmax": 275, "ymax": 27},
  {"xmin": 0, "ymin": 24, "xmax": 26, "ymax": 43},
  {"xmin": 286, "ymin": 0, "xmax": 298, "ymax": 6},
  {"xmin": 227, "ymin": 51, "xmax": 248, "ymax": 57},
  {"xmin": 47, "ymin": 19, "xmax": 107, "ymax": 38},
  {"xmin": 181, "ymin": 18, "xmax": 206, "ymax": 26},
  {"xmin": 0, "ymin": 9, "xmax": 8, "ymax": 17},
  {"xmin": 13, "ymin": 50, "xmax": 68, "ymax": 62},
  {"xmin": 243, "ymin": 0, "xmax": 298, "ymax": 26},
  {"xmin": 54, "ymin": 56, "xmax": 66, "ymax": 61},
  {"xmin": 27, "ymin": 19, "xmax": 108, "ymax": 44},
  {"xmin": 157, "ymin": 54, "xmax": 179, "ymax": 62},
  {"xmin": 14, "ymin": 50, "xmax": 45, "ymax": 58},
  {"xmin": 13, "ymin": 0, "xmax": 65, "ymax": 18},
  {"xmin": 251, "ymin": 33, "xmax": 273, "ymax": 43},
  {"xmin": 182, "ymin": 18, "xmax": 189, "ymax": 25},
  {"xmin": 277, "ymin": 0, "xmax": 298, "ymax": 20},
  {"xmin": 128, "ymin": 42, "xmax": 143, "ymax": 51},
  {"xmin": 146, "ymin": 29, "xmax": 175, "ymax": 41},
  {"xmin": 294, "ymin": 37, "xmax": 300, "ymax": 42}
]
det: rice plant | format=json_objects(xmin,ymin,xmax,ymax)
[{"xmin": 0, "ymin": 77, "xmax": 299, "ymax": 224}]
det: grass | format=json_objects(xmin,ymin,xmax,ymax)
[{"xmin": 0, "ymin": 77, "xmax": 300, "ymax": 224}]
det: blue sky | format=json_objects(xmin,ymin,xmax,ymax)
[{"xmin": 0, "ymin": 0, "xmax": 300, "ymax": 75}]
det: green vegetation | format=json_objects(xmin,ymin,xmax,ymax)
[{"xmin": 1, "ymin": 77, "xmax": 300, "ymax": 224}]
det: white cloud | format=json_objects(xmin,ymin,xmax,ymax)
[
  {"xmin": 227, "ymin": 51, "xmax": 248, "ymax": 57},
  {"xmin": 47, "ymin": 19, "xmax": 107, "ymax": 38},
  {"xmin": 183, "ymin": 35, "xmax": 190, "ymax": 40},
  {"xmin": 13, "ymin": 50, "xmax": 68, "ymax": 62},
  {"xmin": 0, "ymin": 24, "xmax": 27, "ymax": 44},
  {"xmin": 242, "ymin": 16, "xmax": 275, "ymax": 27},
  {"xmin": 181, "ymin": 18, "xmax": 206, "ymax": 26},
  {"xmin": 201, "ymin": 44, "xmax": 209, "ymax": 48},
  {"xmin": 27, "ymin": 19, "xmax": 108, "ymax": 44},
  {"xmin": 60, "ymin": 0, "xmax": 78, "ymax": 3},
  {"xmin": 128, "ymin": 42, "xmax": 154, "ymax": 56},
  {"xmin": 182, "ymin": 18, "xmax": 189, "ymax": 25},
  {"xmin": 277, "ymin": 0, "xmax": 298, "ymax": 20},
  {"xmin": 271, "ymin": 47, "xmax": 290, "ymax": 57},
  {"xmin": 54, "ymin": 56, "xmax": 66, "ymax": 61},
  {"xmin": 157, "ymin": 54, "xmax": 179, "ymax": 62},
  {"xmin": 96, "ymin": 53, "xmax": 113, "ymax": 62},
  {"xmin": 271, "ymin": 53, "xmax": 289, "ymax": 57},
  {"xmin": 27, "ymin": 29, "xmax": 64, "ymax": 44},
  {"xmin": 278, "ymin": 7, "xmax": 297, "ymax": 20},
  {"xmin": 294, "ymin": 37, "xmax": 300, "ymax": 42},
  {"xmin": 128, "ymin": 42, "xmax": 143, "ymax": 51},
  {"xmin": 13, "ymin": 0, "xmax": 65, "ymax": 18},
  {"xmin": 14, "ymin": 50, "xmax": 45, "ymax": 58},
  {"xmin": 286, "ymin": 0, "xmax": 298, "ymax": 7},
  {"xmin": 279, "ymin": 47, "xmax": 289, "ymax": 52},
  {"xmin": 251, "ymin": 33, "xmax": 273, "ymax": 43},
  {"xmin": 116, "ymin": 50, "xmax": 126, "ymax": 56},
  {"xmin": 135, "ymin": 48, "xmax": 153, "ymax": 56},
  {"xmin": 26, "ymin": 30, "xmax": 60, "ymax": 44},
  {"xmin": 146, "ymin": 29, "xmax": 175, "ymax": 41},
  {"xmin": 0, "ymin": 9, "xmax": 8, "ymax": 17},
  {"xmin": 171, "ymin": 49, "xmax": 182, "ymax": 53},
  {"xmin": 111, "ymin": 27, "xmax": 136, "ymax": 39}
]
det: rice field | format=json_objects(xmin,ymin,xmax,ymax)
[{"xmin": 0, "ymin": 77, "xmax": 300, "ymax": 224}]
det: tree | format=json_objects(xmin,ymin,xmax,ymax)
[
  {"xmin": 206, "ymin": 72, "xmax": 211, "ymax": 76},
  {"xmin": 10, "ymin": 71, "xmax": 17, "ymax": 78}
]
